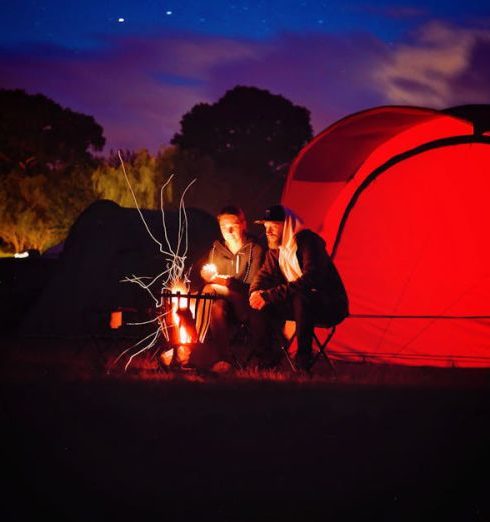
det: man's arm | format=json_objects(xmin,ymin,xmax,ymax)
[
  {"xmin": 249, "ymin": 249, "xmax": 280, "ymax": 294},
  {"xmin": 243, "ymin": 243, "xmax": 265, "ymax": 285},
  {"xmin": 286, "ymin": 232, "xmax": 329, "ymax": 293},
  {"xmin": 256, "ymin": 232, "xmax": 329, "ymax": 304}
]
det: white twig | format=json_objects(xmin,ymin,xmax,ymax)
[{"xmin": 114, "ymin": 152, "xmax": 197, "ymax": 371}]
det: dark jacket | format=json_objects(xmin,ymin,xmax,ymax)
[
  {"xmin": 250, "ymin": 229, "xmax": 349, "ymax": 324},
  {"xmin": 207, "ymin": 235, "xmax": 264, "ymax": 294}
]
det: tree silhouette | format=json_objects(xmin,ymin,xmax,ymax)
[
  {"xmin": 0, "ymin": 88, "xmax": 105, "ymax": 176},
  {"xmin": 171, "ymin": 85, "xmax": 313, "ymax": 217}
]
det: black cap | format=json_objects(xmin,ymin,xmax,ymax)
[{"xmin": 254, "ymin": 205, "xmax": 286, "ymax": 224}]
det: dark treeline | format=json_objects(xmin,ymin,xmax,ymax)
[{"xmin": 0, "ymin": 86, "xmax": 313, "ymax": 254}]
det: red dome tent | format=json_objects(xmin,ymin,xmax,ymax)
[{"xmin": 282, "ymin": 105, "xmax": 490, "ymax": 367}]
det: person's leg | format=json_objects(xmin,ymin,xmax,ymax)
[
  {"xmin": 191, "ymin": 283, "xmax": 230, "ymax": 368},
  {"xmin": 224, "ymin": 289, "xmax": 249, "ymax": 324},
  {"xmin": 291, "ymin": 290, "xmax": 316, "ymax": 370},
  {"xmin": 248, "ymin": 304, "xmax": 285, "ymax": 368},
  {"xmin": 208, "ymin": 286, "xmax": 251, "ymax": 361},
  {"xmin": 208, "ymin": 297, "xmax": 232, "ymax": 362},
  {"xmin": 194, "ymin": 284, "xmax": 214, "ymax": 343}
]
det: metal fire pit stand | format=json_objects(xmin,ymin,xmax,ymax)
[{"xmin": 154, "ymin": 290, "xmax": 217, "ymax": 371}]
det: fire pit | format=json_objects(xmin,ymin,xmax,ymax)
[{"xmin": 156, "ymin": 288, "xmax": 217, "ymax": 370}]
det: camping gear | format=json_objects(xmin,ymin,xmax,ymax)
[
  {"xmin": 155, "ymin": 289, "xmax": 217, "ymax": 370},
  {"xmin": 282, "ymin": 105, "xmax": 490, "ymax": 367},
  {"xmin": 20, "ymin": 200, "xmax": 220, "ymax": 338}
]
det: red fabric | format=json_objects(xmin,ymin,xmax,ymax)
[
  {"xmin": 283, "ymin": 107, "xmax": 470, "ymax": 233},
  {"xmin": 282, "ymin": 106, "xmax": 490, "ymax": 367},
  {"xmin": 287, "ymin": 106, "xmax": 440, "ymax": 183}
]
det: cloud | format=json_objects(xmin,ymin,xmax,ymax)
[
  {"xmin": 205, "ymin": 32, "xmax": 388, "ymax": 134},
  {"xmin": 1, "ymin": 31, "xmax": 388, "ymax": 151},
  {"xmin": 0, "ymin": 34, "xmax": 260, "ymax": 152},
  {"xmin": 1, "ymin": 22, "xmax": 488, "ymax": 152},
  {"xmin": 375, "ymin": 22, "xmax": 490, "ymax": 108}
]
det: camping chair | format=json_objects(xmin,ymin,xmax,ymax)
[{"xmin": 279, "ymin": 321, "xmax": 338, "ymax": 373}]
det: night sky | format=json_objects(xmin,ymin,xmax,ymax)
[{"xmin": 1, "ymin": 0, "xmax": 489, "ymax": 153}]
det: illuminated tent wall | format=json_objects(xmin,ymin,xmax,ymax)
[
  {"xmin": 282, "ymin": 105, "xmax": 490, "ymax": 367},
  {"xmin": 21, "ymin": 200, "xmax": 219, "ymax": 337}
]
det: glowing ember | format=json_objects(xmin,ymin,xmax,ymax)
[
  {"xmin": 160, "ymin": 345, "xmax": 191, "ymax": 367},
  {"xmin": 160, "ymin": 349, "xmax": 173, "ymax": 366},
  {"xmin": 178, "ymin": 345, "xmax": 191, "ymax": 364}
]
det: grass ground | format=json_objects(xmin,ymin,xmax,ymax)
[{"xmin": 1, "ymin": 336, "xmax": 490, "ymax": 521}]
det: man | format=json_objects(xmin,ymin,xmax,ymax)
[
  {"xmin": 249, "ymin": 204, "xmax": 348, "ymax": 371},
  {"xmin": 192, "ymin": 205, "xmax": 264, "ymax": 371}
]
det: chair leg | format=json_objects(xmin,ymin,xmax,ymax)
[
  {"xmin": 243, "ymin": 328, "xmax": 296, "ymax": 371},
  {"xmin": 279, "ymin": 331, "xmax": 297, "ymax": 372},
  {"xmin": 313, "ymin": 326, "xmax": 336, "ymax": 371},
  {"xmin": 280, "ymin": 343, "xmax": 297, "ymax": 371}
]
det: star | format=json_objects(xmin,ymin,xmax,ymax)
[
  {"xmin": 117, "ymin": 17, "xmax": 125, "ymax": 23},
  {"xmin": 166, "ymin": 10, "xmax": 173, "ymax": 16}
]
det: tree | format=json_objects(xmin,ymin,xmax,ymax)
[
  {"xmin": 157, "ymin": 146, "xmax": 222, "ymax": 214},
  {"xmin": 0, "ymin": 89, "xmax": 105, "ymax": 176},
  {"xmin": 92, "ymin": 149, "xmax": 164, "ymax": 210},
  {"xmin": 0, "ymin": 167, "xmax": 96, "ymax": 253},
  {"xmin": 171, "ymin": 86, "xmax": 313, "ymax": 216},
  {"xmin": 172, "ymin": 86, "xmax": 312, "ymax": 172}
]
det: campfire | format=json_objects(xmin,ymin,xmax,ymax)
[
  {"xmin": 111, "ymin": 154, "xmax": 217, "ymax": 373},
  {"xmin": 159, "ymin": 282, "xmax": 196, "ymax": 367},
  {"xmin": 157, "ymin": 282, "xmax": 215, "ymax": 369}
]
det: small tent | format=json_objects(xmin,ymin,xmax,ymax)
[
  {"xmin": 282, "ymin": 105, "xmax": 490, "ymax": 367},
  {"xmin": 21, "ymin": 200, "xmax": 220, "ymax": 337}
]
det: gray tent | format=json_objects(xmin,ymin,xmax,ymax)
[{"xmin": 20, "ymin": 200, "xmax": 220, "ymax": 338}]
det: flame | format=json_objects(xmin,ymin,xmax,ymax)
[
  {"xmin": 160, "ymin": 281, "xmax": 196, "ymax": 366},
  {"xmin": 170, "ymin": 281, "xmax": 191, "ymax": 343},
  {"xmin": 177, "ymin": 345, "xmax": 191, "ymax": 364},
  {"xmin": 170, "ymin": 281, "xmax": 190, "ymax": 306},
  {"xmin": 179, "ymin": 323, "xmax": 192, "ymax": 343},
  {"xmin": 202, "ymin": 263, "xmax": 217, "ymax": 274},
  {"xmin": 160, "ymin": 345, "xmax": 191, "ymax": 366}
]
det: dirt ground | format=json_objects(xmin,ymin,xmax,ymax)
[{"xmin": 1, "ymin": 337, "xmax": 490, "ymax": 522}]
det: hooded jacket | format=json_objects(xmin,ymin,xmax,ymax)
[
  {"xmin": 250, "ymin": 229, "xmax": 349, "ymax": 325},
  {"xmin": 207, "ymin": 235, "xmax": 264, "ymax": 294}
]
